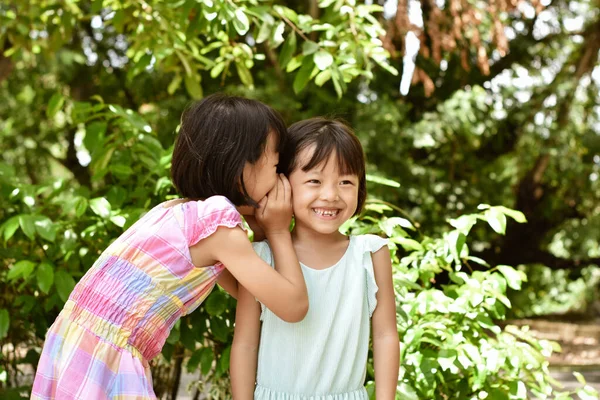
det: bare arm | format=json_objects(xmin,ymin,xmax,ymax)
[
  {"xmin": 191, "ymin": 175, "xmax": 307, "ymax": 322},
  {"xmin": 216, "ymin": 269, "xmax": 238, "ymax": 299},
  {"xmin": 231, "ymin": 285, "xmax": 262, "ymax": 399},
  {"xmin": 191, "ymin": 227, "xmax": 307, "ymax": 322},
  {"xmin": 371, "ymin": 246, "xmax": 400, "ymax": 399}
]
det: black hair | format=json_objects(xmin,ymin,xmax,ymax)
[
  {"xmin": 280, "ymin": 118, "xmax": 367, "ymax": 215},
  {"xmin": 171, "ymin": 93, "xmax": 286, "ymax": 206}
]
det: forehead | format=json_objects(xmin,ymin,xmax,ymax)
[{"xmin": 296, "ymin": 145, "xmax": 342, "ymax": 173}]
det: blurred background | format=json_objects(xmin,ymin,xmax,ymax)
[{"xmin": 0, "ymin": 0, "xmax": 599, "ymax": 398}]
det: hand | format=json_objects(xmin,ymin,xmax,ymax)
[{"xmin": 255, "ymin": 174, "xmax": 293, "ymax": 236}]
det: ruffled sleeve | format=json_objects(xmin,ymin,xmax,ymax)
[
  {"xmin": 357, "ymin": 234, "xmax": 389, "ymax": 317},
  {"xmin": 252, "ymin": 241, "xmax": 274, "ymax": 320},
  {"xmin": 184, "ymin": 195, "xmax": 245, "ymax": 247}
]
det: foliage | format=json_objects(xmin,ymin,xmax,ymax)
[
  {"xmin": 1, "ymin": 0, "xmax": 600, "ymax": 398},
  {"xmin": 343, "ymin": 203, "xmax": 598, "ymax": 399},
  {"xmin": 509, "ymin": 264, "xmax": 600, "ymax": 318}
]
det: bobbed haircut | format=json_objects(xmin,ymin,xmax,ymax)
[
  {"xmin": 171, "ymin": 93, "xmax": 286, "ymax": 206},
  {"xmin": 280, "ymin": 118, "xmax": 367, "ymax": 216}
]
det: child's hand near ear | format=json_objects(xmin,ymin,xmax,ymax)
[{"xmin": 255, "ymin": 174, "xmax": 293, "ymax": 236}]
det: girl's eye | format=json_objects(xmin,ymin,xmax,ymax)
[
  {"xmin": 341, "ymin": 180, "xmax": 354, "ymax": 185},
  {"xmin": 308, "ymin": 179, "xmax": 320, "ymax": 184}
]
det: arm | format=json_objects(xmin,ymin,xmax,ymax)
[
  {"xmin": 371, "ymin": 247, "xmax": 400, "ymax": 399},
  {"xmin": 191, "ymin": 227, "xmax": 306, "ymax": 322},
  {"xmin": 191, "ymin": 176, "xmax": 307, "ymax": 322},
  {"xmin": 217, "ymin": 269, "xmax": 238, "ymax": 299},
  {"xmin": 231, "ymin": 285, "xmax": 262, "ymax": 399}
]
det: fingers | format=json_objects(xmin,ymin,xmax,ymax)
[
  {"xmin": 257, "ymin": 196, "xmax": 268, "ymax": 218},
  {"xmin": 280, "ymin": 174, "xmax": 291, "ymax": 202}
]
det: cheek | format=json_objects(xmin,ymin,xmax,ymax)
[{"xmin": 344, "ymin": 189, "xmax": 359, "ymax": 207}]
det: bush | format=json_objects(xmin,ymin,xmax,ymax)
[{"xmin": 1, "ymin": 102, "xmax": 597, "ymax": 400}]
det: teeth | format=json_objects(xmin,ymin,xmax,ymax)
[{"xmin": 313, "ymin": 208, "xmax": 339, "ymax": 217}]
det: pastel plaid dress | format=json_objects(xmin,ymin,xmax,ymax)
[{"xmin": 31, "ymin": 196, "xmax": 243, "ymax": 399}]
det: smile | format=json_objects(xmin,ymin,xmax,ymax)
[{"xmin": 312, "ymin": 208, "xmax": 340, "ymax": 217}]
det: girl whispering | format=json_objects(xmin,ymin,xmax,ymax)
[
  {"xmin": 31, "ymin": 94, "xmax": 308, "ymax": 399},
  {"xmin": 231, "ymin": 118, "xmax": 399, "ymax": 399}
]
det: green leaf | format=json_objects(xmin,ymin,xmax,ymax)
[
  {"xmin": 35, "ymin": 217, "xmax": 57, "ymax": 242},
  {"xmin": 210, "ymin": 62, "xmax": 226, "ymax": 79},
  {"xmin": 184, "ymin": 74, "xmax": 203, "ymax": 99},
  {"xmin": 200, "ymin": 347, "xmax": 213, "ymax": 375},
  {"xmin": 271, "ymin": 21, "xmax": 285, "ymax": 47},
  {"xmin": 293, "ymin": 57, "xmax": 315, "ymax": 94},
  {"xmin": 8, "ymin": 260, "xmax": 36, "ymax": 281},
  {"xmin": 314, "ymin": 69, "xmax": 331, "ymax": 86},
  {"xmin": 19, "ymin": 214, "xmax": 36, "ymax": 239},
  {"xmin": 209, "ymin": 317, "xmax": 230, "ymax": 342},
  {"xmin": 396, "ymin": 383, "xmax": 419, "ymax": 400},
  {"xmin": 46, "ymin": 93, "xmax": 65, "ymax": 118},
  {"xmin": 109, "ymin": 215, "xmax": 126, "ymax": 227},
  {"xmin": 37, "ymin": 261, "xmax": 55, "ymax": 294},
  {"xmin": 365, "ymin": 174, "xmax": 401, "ymax": 188},
  {"xmin": 91, "ymin": 0, "xmax": 104, "ymax": 14},
  {"xmin": 256, "ymin": 21, "xmax": 272, "ymax": 44},
  {"xmin": 55, "ymin": 270, "xmax": 76, "ymax": 302},
  {"xmin": 302, "ymin": 41, "xmax": 319, "ymax": 55},
  {"xmin": 286, "ymin": 55, "xmax": 303, "ymax": 72},
  {"xmin": 73, "ymin": 197, "xmax": 88, "ymax": 217},
  {"xmin": 187, "ymin": 349, "xmax": 203, "ymax": 372},
  {"xmin": 447, "ymin": 230, "xmax": 466, "ymax": 264},
  {"xmin": 89, "ymin": 197, "xmax": 111, "ymax": 218},
  {"xmin": 235, "ymin": 61, "xmax": 254, "ymax": 87},
  {"xmin": 485, "ymin": 208, "xmax": 507, "ymax": 235},
  {"xmin": 0, "ymin": 309, "xmax": 9, "ymax": 339},
  {"xmin": 573, "ymin": 371, "xmax": 587, "ymax": 385},
  {"xmin": 497, "ymin": 206, "xmax": 527, "ymax": 223},
  {"xmin": 166, "ymin": 324, "xmax": 180, "ymax": 345},
  {"xmin": 1, "ymin": 216, "xmax": 20, "ymax": 241},
  {"xmin": 278, "ymin": 32, "xmax": 296, "ymax": 69},
  {"xmin": 167, "ymin": 74, "xmax": 182, "ymax": 95},
  {"xmin": 313, "ymin": 50, "xmax": 333, "ymax": 70},
  {"xmin": 449, "ymin": 215, "xmax": 477, "ymax": 235},
  {"xmin": 180, "ymin": 321, "xmax": 196, "ymax": 351},
  {"xmin": 331, "ymin": 71, "xmax": 343, "ymax": 98},
  {"xmin": 84, "ymin": 121, "xmax": 107, "ymax": 151},
  {"xmin": 390, "ymin": 236, "xmax": 423, "ymax": 251},
  {"xmin": 206, "ymin": 290, "xmax": 227, "ymax": 316},
  {"xmin": 497, "ymin": 265, "xmax": 525, "ymax": 290},
  {"xmin": 509, "ymin": 381, "xmax": 527, "ymax": 399},
  {"xmin": 217, "ymin": 345, "xmax": 231, "ymax": 375},
  {"xmin": 233, "ymin": 8, "xmax": 250, "ymax": 35}
]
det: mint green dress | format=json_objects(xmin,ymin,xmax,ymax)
[{"xmin": 252, "ymin": 234, "xmax": 388, "ymax": 400}]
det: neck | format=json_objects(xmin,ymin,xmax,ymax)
[{"xmin": 291, "ymin": 224, "xmax": 347, "ymax": 247}]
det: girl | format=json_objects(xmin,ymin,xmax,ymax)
[
  {"xmin": 31, "ymin": 94, "xmax": 308, "ymax": 399},
  {"xmin": 231, "ymin": 118, "xmax": 399, "ymax": 399}
]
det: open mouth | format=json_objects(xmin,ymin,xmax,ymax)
[{"xmin": 312, "ymin": 208, "xmax": 340, "ymax": 218}]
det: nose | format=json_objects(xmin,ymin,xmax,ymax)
[{"xmin": 319, "ymin": 184, "xmax": 340, "ymax": 201}]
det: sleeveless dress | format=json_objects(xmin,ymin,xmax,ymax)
[
  {"xmin": 31, "ymin": 196, "xmax": 243, "ymax": 399},
  {"xmin": 252, "ymin": 234, "xmax": 388, "ymax": 400}
]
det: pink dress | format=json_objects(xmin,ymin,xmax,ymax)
[{"xmin": 31, "ymin": 196, "xmax": 243, "ymax": 399}]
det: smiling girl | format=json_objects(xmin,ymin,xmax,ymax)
[{"xmin": 230, "ymin": 118, "xmax": 399, "ymax": 399}]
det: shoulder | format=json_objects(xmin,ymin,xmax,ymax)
[
  {"xmin": 184, "ymin": 196, "xmax": 245, "ymax": 248},
  {"xmin": 196, "ymin": 195, "xmax": 240, "ymax": 219},
  {"xmin": 351, "ymin": 234, "xmax": 389, "ymax": 255}
]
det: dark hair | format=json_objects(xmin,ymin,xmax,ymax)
[
  {"xmin": 171, "ymin": 93, "xmax": 286, "ymax": 206},
  {"xmin": 280, "ymin": 118, "xmax": 366, "ymax": 215}
]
